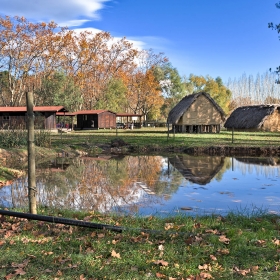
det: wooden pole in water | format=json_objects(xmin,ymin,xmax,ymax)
[{"xmin": 26, "ymin": 91, "xmax": 37, "ymax": 214}]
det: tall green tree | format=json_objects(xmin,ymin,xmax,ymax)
[
  {"xmin": 94, "ymin": 78, "xmax": 127, "ymax": 112},
  {"xmin": 35, "ymin": 72, "xmax": 82, "ymax": 112},
  {"xmin": 153, "ymin": 63, "xmax": 186, "ymax": 120}
]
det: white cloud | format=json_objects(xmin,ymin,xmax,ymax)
[
  {"xmin": 73, "ymin": 27, "xmax": 146, "ymax": 51},
  {"xmin": 0, "ymin": 0, "xmax": 110, "ymax": 27}
]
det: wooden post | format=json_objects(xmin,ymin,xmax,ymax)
[
  {"xmin": 26, "ymin": 91, "xmax": 37, "ymax": 214},
  {"xmin": 167, "ymin": 122, "xmax": 169, "ymax": 140}
]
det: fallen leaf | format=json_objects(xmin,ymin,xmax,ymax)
[
  {"xmin": 185, "ymin": 236, "xmax": 194, "ymax": 245},
  {"xmin": 210, "ymin": 255, "xmax": 217, "ymax": 261},
  {"xmin": 200, "ymin": 272, "xmax": 213, "ymax": 279},
  {"xmin": 219, "ymin": 235, "xmax": 230, "ymax": 244},
  {"xmin": 164, "ymin": 223, "xmax": 174, "ymax": 230},
  {"xmin": 14, "ymin": 268, "xmax": 26, "ymax": 276},
  {"xmin": 234, "ymin": 266, "xmax": 250, "ymax": 276},
  {"xmin": 255, "ymin": 239, "xmax": 266, "ymax": 246},
  {"xmin": 0, "ymin": 215, "xmax": 6, "ymax": 223},
  {"xmin": 273, "ymin": 239, "xmax": 280, "ymax": 245},
  {"xmin": 158, "ymin": 244, "xmax": 164, "ymax": 251},
  {"xmin": 156, "ymin": 272, "xmax": 166, "ymax": 278},
  {"xmin": 4, "ymin": 273, "xmax": 14, "ymax": 280},
  {"xmin": 217, "ymin": 248, "xmax": 229, "ymax": 255},
  {"xmin": 111, "ymin": 250, "xmax": 121, "ymax": 259},
  {"xmin": 251, "ymin": 265, "xmax": 259, "ymax": 272},
  {"xmin": 153, "ymin": 260, "xmax": 169, "ymax": 266},
  {"xmin": 205, "ymin": 229, "xmax": 219, "ymax": 234},
  {"xmin": 198, "ymin": 264, "xmax": 211, "ymax": 271}
]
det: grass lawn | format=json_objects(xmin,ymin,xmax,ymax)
[
  {"xmin": 50, "ymin": 127, "xmax": 280, "ymax": 152},
  {"xmin": 1, "ymin": 208, "xmax": 280, "ymax": 279}
]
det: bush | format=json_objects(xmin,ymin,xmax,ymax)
[
  {"xmin": 0, "ymin": 129, "xmax": 27, "ymax": 148},
  {"xmin": 34, "ymin": 130, "xmax": 51, "ymax": 147},
  {"xmin": 0, "ymin": 129, "xmax": 51, "ymax": 148}
]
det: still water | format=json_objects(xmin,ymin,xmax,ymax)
[{"xmin": 1, "ymin": 155, "xmax": 280, "ymax": 216}]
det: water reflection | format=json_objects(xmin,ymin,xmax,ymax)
[
  {"xmin": 168, "ymin": 155, "xmax": 225, "ymax": 185},
  {"xmin": 0, "ymin": 155, "xmax": 280, "ymax": 216}
]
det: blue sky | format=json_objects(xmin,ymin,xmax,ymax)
[{"xmin": 1, "ymin": 0, "xmax": 280, "ymax": 83}]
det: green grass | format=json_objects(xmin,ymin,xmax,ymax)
[
  {"xmin": 1, "ymin": 208, "xmax": 280, "ymax": 279},
  {"xmin": 50, "ymin": 128, "xmax": 280, "ymax": 152}
]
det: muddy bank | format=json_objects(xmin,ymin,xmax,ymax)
[{"xmin": 183, "ymin": 146, "xmax": 280, "ymax": 157}]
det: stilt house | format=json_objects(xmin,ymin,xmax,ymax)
[
  {"xmin": 167, "ymin": 92, "xmax": 225, "ymax": 133},
  {"xmin": 224, "ymin": 105, "xmax": 280, "ymax": 132}
]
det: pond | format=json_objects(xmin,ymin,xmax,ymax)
[{"xmin": 0, "ymin": 154, "xmax": 280, "ymax": 216}]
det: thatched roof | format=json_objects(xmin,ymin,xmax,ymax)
[
  {"xmin": 168, "ymin": 155, "xmax": 225, "ymax": 185},
  {"xmin": 167, "ymin": 91, "xmax": 225, "ymax": 124},
  {"xmin": 224, "ymin": 105, "xmax": 280, "ymax": 129}
]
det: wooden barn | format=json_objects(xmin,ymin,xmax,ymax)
[
  {"xmin": 0, "ymin": 106, "xmax": 67, "ymax": 130},
  {"xmin": 224, "ymin": 105, "xmax": 280, "ymax": 132},
  {"xmin": 75, "ymin": 110, "xmax": 116, "ymax": 129},
  {"xmin": 167, "ymin": 91, "xmax": 225, "ymax": 133},
  {"xmin": 168, "ymin": 154, "xmax": 225, "ymax": 185}
]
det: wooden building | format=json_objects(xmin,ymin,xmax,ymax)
[
  {"xmin": 75, "ymin": 110, "xmax": 116, "ymax": 129},
  {"xmin": 167, "ymin": 92, "xmax": 225, "ymax": 133},
  {"xmin": 0, "ymin": 106, "xmax": 67, "ymax": 130},
  {"xmin": 116, "ymin": 112, "xmax": 143, "ymax": 128},
  {"xmin": 168, "ymin": 154, "xmax": 225, "ymax": 185},
  {"xmin": 224, "ymin": 105, "xmax": 280, "ymax": 132}
]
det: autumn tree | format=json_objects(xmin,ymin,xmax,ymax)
[
  {"xmin": 0, "ymin": 15, "xmax": 69, "ymax": 106},
  {"xmin": 125, "ymin": 49, "xmax": 167, "ymax": 120},
  {"xmin": 59, "ymin": 30, "xmax": 138, "ymax": 110},
  {"xmin": 184, "ymin": 74, "xmax": 232, "ymax": 114}
]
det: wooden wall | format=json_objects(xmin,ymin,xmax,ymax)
[{"xmin": 77, "ymin": 112, "xmax": 116, "ymax": 129}]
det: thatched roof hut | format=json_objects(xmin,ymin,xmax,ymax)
[
  {"xmin": 167, "ymin": 91, "xmax": 225, "ymax": 133},
  {"xmin": 224, "ymin": 105, "xmax": 280, "ymax": 132}
]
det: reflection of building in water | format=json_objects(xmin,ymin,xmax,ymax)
[
  {"xmin": 235, "ymin": 157, "xmax": 280, "ymax": 166},
  {"xmin": 168, "ymin": 155, "xmax": 225, "ymax": 185},
  {"xmin": 233, "ymin": 157, "xmax": 280, "ymax": 177}
]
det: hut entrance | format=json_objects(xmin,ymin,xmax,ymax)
[{"xmin": 174, "ymin": 124, "xmax": 221, "ymax": 133}]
